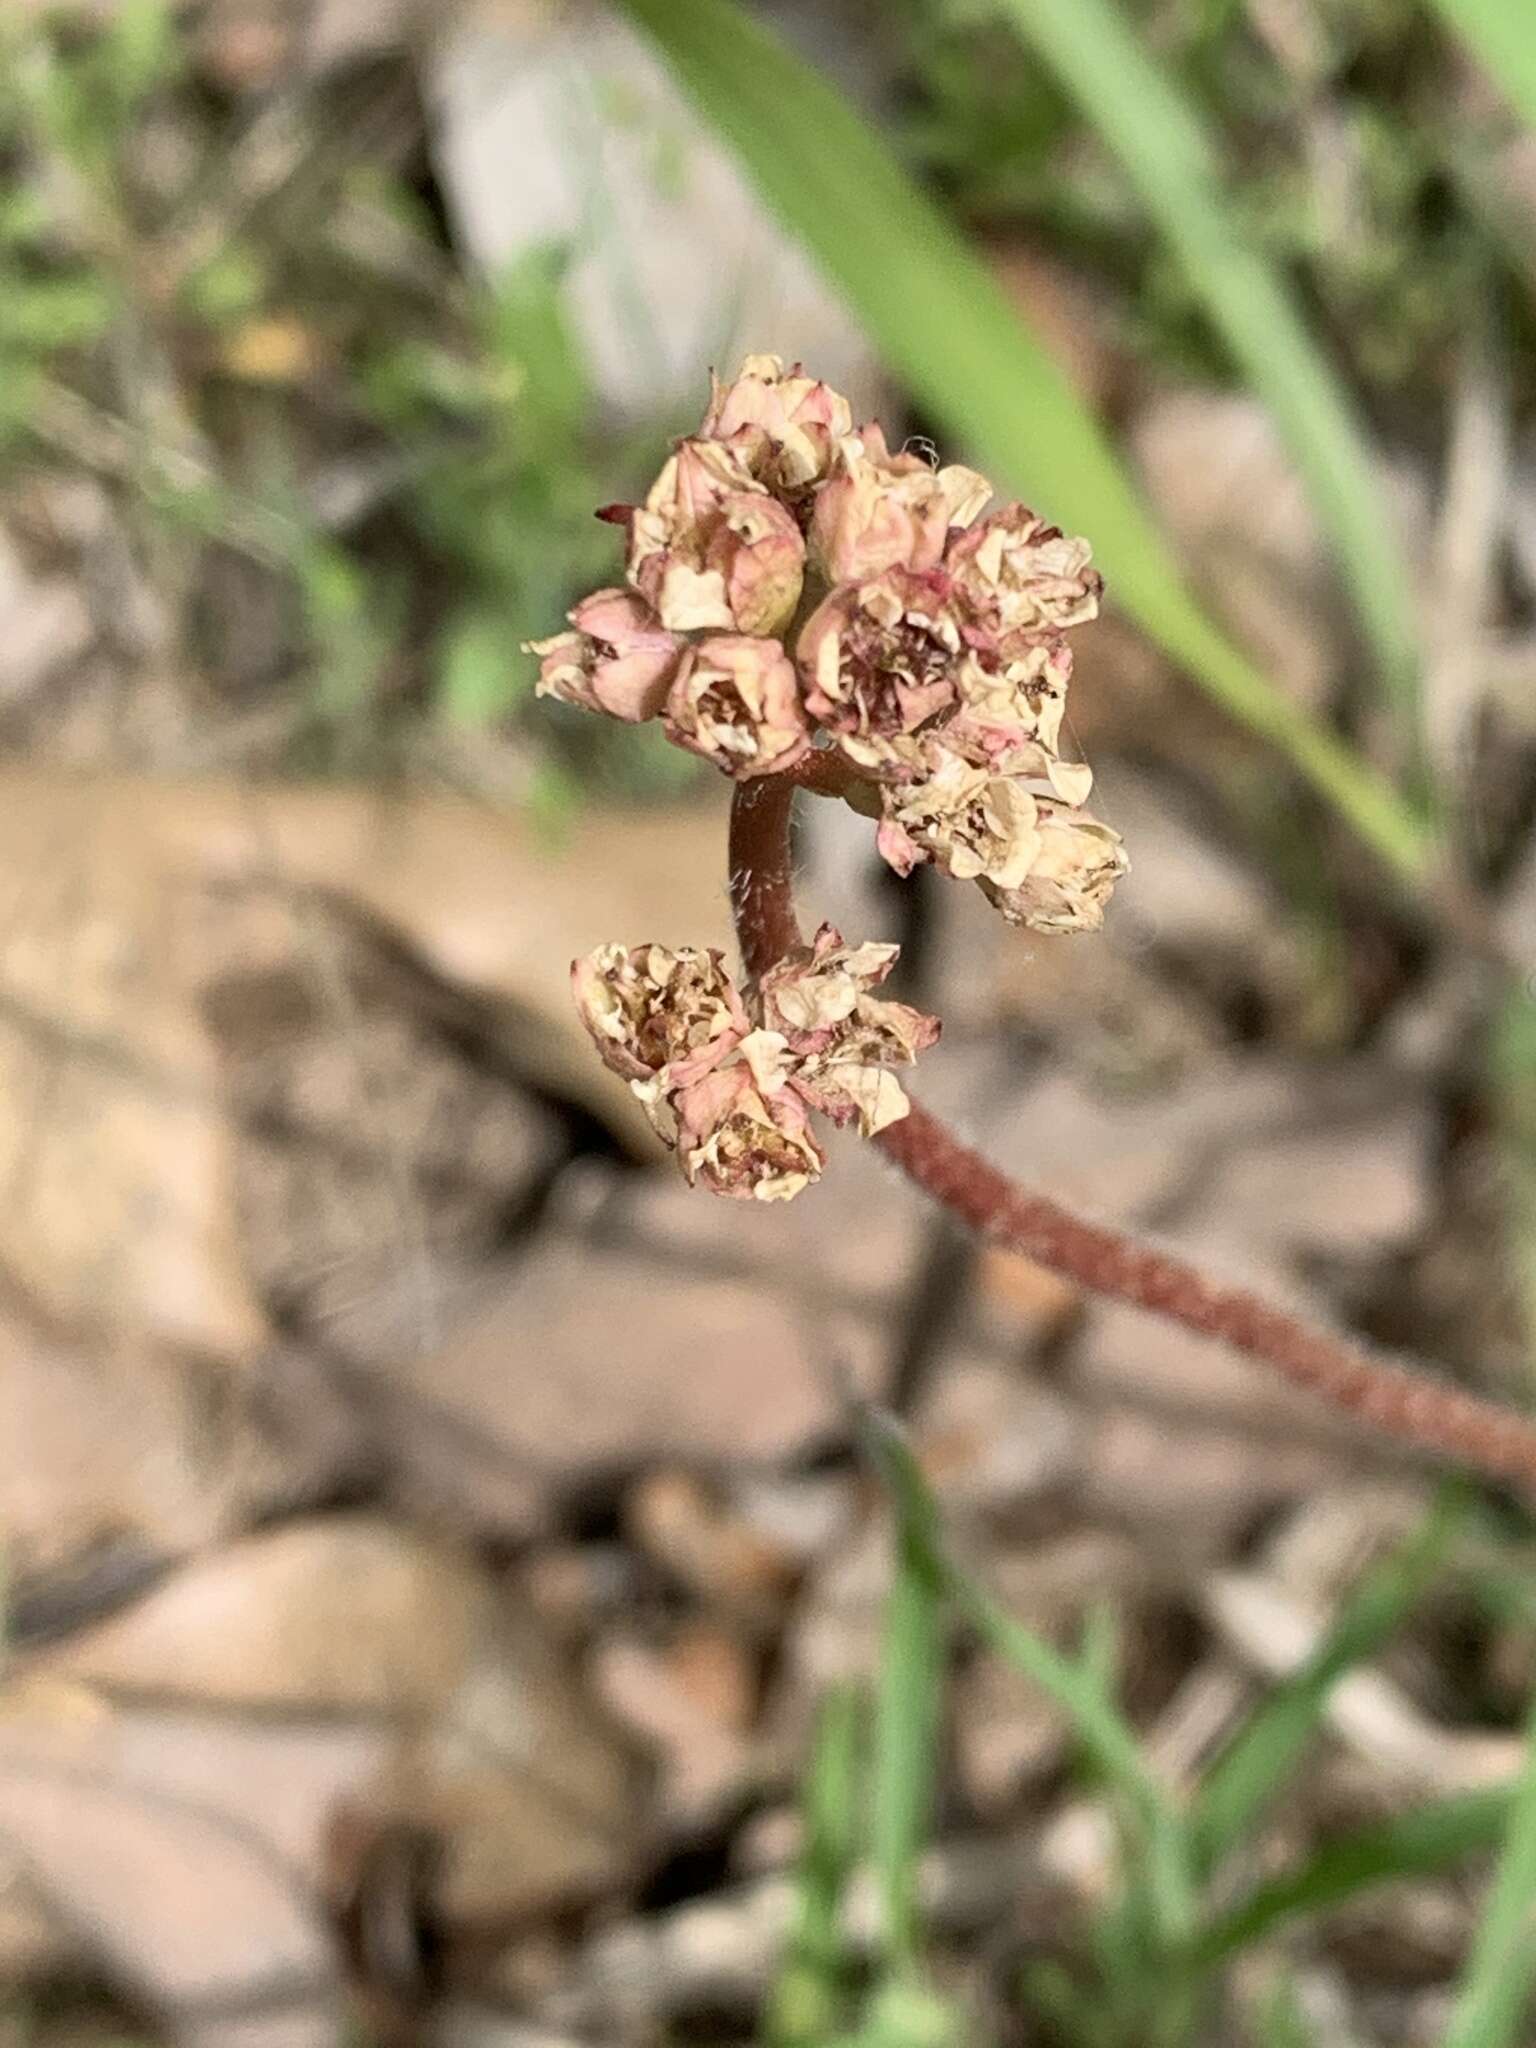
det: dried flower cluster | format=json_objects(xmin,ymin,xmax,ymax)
[
  {"xmin": 529, "ymin": 355, "xmax": 1128, "ymax": 1197},
  {"xmin": 572, "ymin": 927, "xmax": 939, "ymax": 1200}
]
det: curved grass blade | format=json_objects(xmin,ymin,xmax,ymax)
[
  {"xmin": 614, "ymin": 0, "xmax": 1432, "ymax": 883},
  {"xmin": 993, "ymin": 0, "xmax": 1420, "ymax": 735},
  {"xmin": 764, "ymin": 1684, "xmax": 863, "ymax": 2046},
  {"xmin": 870, "ymin": 1510, "xmax": 947, "ymax": 1975},
  {"xmin": 861, "ymin": 1408, "xmax": 1194, "ymax": 1940},
  {"xmin": 1189, "ymin": 1787, "xmax": 1510, "ymax": 1969},
  {"xmin": 1442, "ymin": 1689, "xmax": 1536, "ymax": 2048},
  {"xmin": 1190, "ymin": 1482, "xmax": 1470, "ymax": 1877}
]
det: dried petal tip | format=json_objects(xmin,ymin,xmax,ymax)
[
  {"xmin": 675, "ymin": 1056, "xmax": 826, "ymax": 1202},
  {"xmin": 810, "ymin": 423, "xmax": 991, "ymax": 585},
  {"xmin": 571, "ymin": 942, "xmax": 749, "ymax": 1094},
  {"xmin": 947, "ymin": 503, "xmax": 1102, "ymax": 648},
  {"xmin": 701, "ymin": 354, "xmax": 854, "ymax": 493},
  {"xmin": 760, "ymin": 922, "xmax": 940, "ymax": 1136},
  {"xmin": 664, "ymin": 635, "xmax": 811, "ymax": 780},
  {"xmin": 984, "ymin": 807, "xmax": 1129, "ymax": 934},
  {"xmin": 628, "ymin": 438, "xmax": 805, "ymax": 636},
  {"xmin": 526, "ymin": 589, "xmax": 683, "ymax": 723}
]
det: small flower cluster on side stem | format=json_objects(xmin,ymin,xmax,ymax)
[
  {"xmin": 526, "ymin": 353, "xmax": 1128, "ymax": 1199},
  {"xmin": 572, "ymin": 928, "xmax": 938, "ymax": 1200}
]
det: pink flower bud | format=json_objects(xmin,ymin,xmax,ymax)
[
  {"xmin": 759, "ymin": 923, "xmax": 940, "ymax": 1135},
  {"xmin": 664, "ymin": 635, "xmax": 811, "ymax": 780},
  {"xmin": 571, "ymin": 943, "xmax": 750, "ymax": 1098},
  {"xmin": 701, "ymin": 353, "xmax": 854, "ymax": 492},
  {"xmin": 946, "ymin": 503, "xmax": 1102, "ymax": 649},
  {"xmin": 628, "ymin": 439, "xmax": 805, "ymax": 636},
  {"xmin": 526, "ymin": 588, "xmax": 684, "ymax": 723},
  {"xmin": 874, "ymin": 743, "xmax": 1044, "ymax": 892},
  {"xmin": 983, "ymin": 805, "xmax": 1128, "ymax": 934},
  {"xmin": 674, "ymin": 1048, "xmax": 826, "ymax": 1202},
  {"xmin": 796, "ymin": 570, "xmax": 963, "ymax": 773},
  {"xmin": 809, "ymin": 423, "xmax": 991, "ymax": 585}
]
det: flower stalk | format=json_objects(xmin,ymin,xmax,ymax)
[{"xmin": 728, "ymin": 773, "xmax": 1536, "ymax": 1495}]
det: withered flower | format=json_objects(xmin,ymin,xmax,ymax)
[
  {"xmin": 759, "ymin": 923, "xmax": 940, "ymax": 1135},
  {"xmin": 947, "ymin": 503, "xmax": 1101, "ymax": 649},
  {"xmin": 875, "ymin": 744, "xmax": 1044, "ymax": 891},
  {"xmin": 527, "ymin": 588, "xmax": 684, "ymax": 722},
  {"xmin": 796, "ymin": 569, "xmax": 963, "ymax": 774},
  {"xmin": 664, "ymin": 635, "xmax": 811, "ymax": 779},
  {"xmin": 983, "ymin": 806, "xmax": 1129, "ymax": 934},
  {"xmin": 571, "ymin": 943, "xmax": 749, "ymax": 1097},
  {"xmin": 810, "ymin": 424, "xmax": 990, "ymax": 585},
  {"xmin": 674, "ymin": 1043, "xmax": 827, "ymax": 1201},
  {"xmin": 701, "ymin": 352, "xmax": 853, "ymax": 494},
  {"xmin": 944, "ymin": 639, "xmax": 1075, "ymax": 772},
  {"xmin": 628, "ymin": 438, "xmax": 804, "ymax": 636}
]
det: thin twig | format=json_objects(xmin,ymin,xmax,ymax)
[{"xmin": 727, "ymin": 779, "xmax": 1536, "ymax": 1495}]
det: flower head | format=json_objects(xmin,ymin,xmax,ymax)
[
  {"xmin": 796, "ymin": 569, "xmax": 963, "ymax": 773},
  {"xmin": 527, "ymin": 588, "xmax": 684, "ymax": 722},
  {"xmin": 984, "ymin": 806, "xmax": 1129, "ymax": 934},
  {"xmin": 664, "ymin": 634, "xmax": 811, "ymax": 779},
  {"xmin": 701, "ymin": 353, "xmax": 853, "ymax": 494},
  {"xmin": 875, "ymin": 743, "xmax": 1044, "ymax": 891},
  {"xmin": 674, "ymin": 1045, "xmax": 826, "ymax": 1201},
  {"xmin": 571, "ymin": 943, "xmax": 749, "ymax": 1097},
  {"xmin": 628, "ymin": 438, "xmax": 805, "ymax": 637},
  {"xmin": 810, "ymin": 424, "xmax": 991, "ymax": 585},
  {"xmin": 947, "ymin": 503, "xmax": 1102, "ymax": 650}
]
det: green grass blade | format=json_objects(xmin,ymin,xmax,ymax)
[
  {"xmin": 1190, "ymin": 1788, "xmax": 1511, "ymax": 1969},
  {"xmin": 1443, "ymin": 1690, "xmax": 1536, "ymax": 2048},
  {"xmin": 992, "ymin": 0, "xmax": 1419, "ymax": 729},
  {"xmin": 870, "ymin": 1508, "xmax": 947, "ymax": 1974},
  {"xmin": 863, "ymin": 1412, "xmax": 1191, "ymax": 1917},
  {"xmin": 613, "ymin": 0, "xmax": 1432, "ymax": 883},
  {"xmin": 1191, "ymin": 1482, "xmax": 1470, "ymax": 1876},
  {"xmin": 764, "ymin": 1684, "xmax": 864, "ymax": 2046},
  {"xmin": 1430, "ymin": 0, "xmax": 1536, "ymax": 131}
]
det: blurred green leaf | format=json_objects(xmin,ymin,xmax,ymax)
[
  {"xmin": 1191, "ymin": 1787, "xmax": 1510, "ymax": 1967},
  {"xmin": 0, "ymin": 272, "xmax": 116, "ymax": 351},
  {"xmin": 438, "ymin": 604, "xmax": 531, "ymax": 727},
  {"xmin": 480, "ymin": 245, "xmax": 592, "ymax": 446},
  {"xmin": 763, "ymin": 1685, "xmax": 863, "ymax": 2047},
  {"xmin": 863, "ymin": 1411, "xmax": 1190, "ymax": 1905},
  {"xmin": 616, "ymin": 0, "xmax": 1432, "ymax": 883},
  {"xmin": 852, "ymin": 1976, "xmax": 963, "ymax": 2048},
  {"xmin": 869, "ymin": 1506, "xmax": 946, "ymax": 1978},
  {"xmin": 1443, "ymin": 1689, "xmax": 1536, "ymax": 2048},
  {"xmin": 180, "ymin": 246, "xmax": 269, "ymax": 328},
  {"xmin": 1190, "ymin": 1482, "xmax": 1469, "ymax": 1875},
  {"xmin": 1430, "ymin": 0, "xmax": 1536, "ymax": 130},
  {"xmin": 99, "ymin": 0, "xmax": 180, "ymax": 115},
  {"xmin": 991, "ymin": 0, "xmax": 1420, "ymax": 730}
]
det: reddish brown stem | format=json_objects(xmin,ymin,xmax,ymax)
[{"xmin": 729, "ymin": 779, "xmax": 1536, "ymax": 1493}]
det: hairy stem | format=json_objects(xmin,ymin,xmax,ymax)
[{"xmin": 728, "ymin": 779, "xmax": 1536, "ymax": 1493}]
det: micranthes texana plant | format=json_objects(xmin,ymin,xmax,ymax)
[{"xmin": 528, "ymin": 353, "xmax": 1536, "ymax": 1492}]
